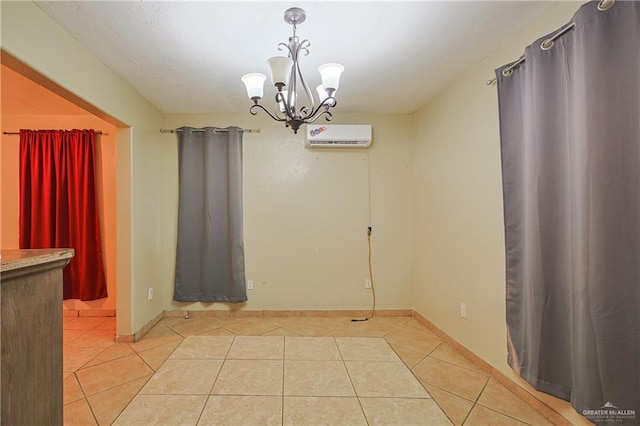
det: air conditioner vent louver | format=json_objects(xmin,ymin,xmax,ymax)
[{"xmin": 305, "ymin": 125, "xmax": 372, "ymax": 149}]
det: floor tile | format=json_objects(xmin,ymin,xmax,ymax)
[
  {"xmin": 336, "ymin": 337, "xmax": 400, "ymax": 361},
  {"xmin": 464, "ymin": 404, "xmax": 528, "ymax": 425},
  {"xmin": 63, "ymin": 397, "xmax": 97, "ymax": 426},
  {"xmin": 429, "ymin": 343, "xmax": 483, "ymax": 373},
  {"xmin": 164, "ymin": 317, "xmax": 228, "ymax": 337},
  {"xmin": 388, "ymin": 342, "xmax": 427, "ymax": 369},
  {"xmin": 329, "ymin": 319, "xmax": 396, "ymax": 337},
  {"xmin": 211, "ymin": 360, "xmax": 283, "ymax": 396},
  {"xmin": 360, "ymin": 397, "xmax": 452, "ymax": 425},
  {"xmin": 278, "ymin": 317, "xmax": 342, "ymax": 336},
  {"xmin": 64, "ymin": 316, "xmax": 79, "ymax": 328},
  {"xmin": 227, "ymin": 336, "xmax": 284, "ymax": 359},
  {"xmin": 63, "ymin": 374, "xmax": 85, "ymax": 405},
  {"xmin": 224, "ymin": 317, "xmax": 284, "ymax": 335},
  {"xmin": 477, "ymin": 378, "xmax": 553, "ymax": 425},
  {"xmin": 384, "ymin": 329, "xmax": 442, "ymax": 355},
  {"xmin": 68, "ymin": 329, "xmax": 115, "ymax": 348},
  {"xmin": 64, "ymin": 346, "xmax": 106, "ymax": 372},
  {"xmin": 285, "ymin": 337, "xmax": 341, "ymax": 360},
  {"xmin": 113, "ymin": 394, "xmax": 207, "ymax": 425},
  {"xmin": 170, "ymin": 335, "xmax": 234, "ymax": 359},
  {"xmin": 201, "ymin": 327, "xmax": 237, "ymax": 336},
  {"xmin": 261, "ymin": 327, "xmax": 302, "ymax": 336},
  {"xmin": 336, "ymin": 316, "xmax": 411, "ymax": 334},
  {"xmin": 412, "ymin": 357, "xmax": 489, "ymax": 402},
  {"xmin": 345, "ymin": 361, "xmax": 430, "ymax": 398},
  {"xmin": 64, "ymin": 316, "xmax": 110, "ymax": 330},
  {"xmin": 94, "ymin": 316, "xmax": 116, "ymax": 329},
  {"xmin": 140, "ymin": 359, "xmax": 223, "ymax": 395},
  {"xmin": 283, "ymin": 397, "xmax": 367, "ymax": 426},
  {"xmin": 284, "ymin": 360, "xmax": 355, "ymax": 397},
  {"xmin": 370, "ymin": 315, "xmax": 413, "ymax": 327},
  {"xmin": 400, "ymin": 318, "xmax": 436, "ymax": 335},
  {"xmin": 83, "ymin": 343, "xmax": 135, "ymax": 368},
  {"xmin": 76, "ymin": 354, "xmax": 154, "ymax": 396},
  {"xmin": 128, "ymin": 324, "xmax": 183, "ymax": 353},
  {"xmin": 87, "ymin": 375, "xmax": 151, "ymax": 426},
  {"xmin": 137, "ymin": 340, "xmax": 182, "ymax": 371},
  {"xmin": 63, "ymin": 329, "xmax": 87, "ymax": 345},
  {"xmin": 425, "ymin": 385, "xmax": 474, "ymax": 425},
  {"xmin": 198, "ymin": 395, "xmax": 282, "ymax": 426}
]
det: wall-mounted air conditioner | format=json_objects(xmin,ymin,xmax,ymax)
[{"xmin": 305, "ymin": 124, "xmax": 372, "ymax": 148}]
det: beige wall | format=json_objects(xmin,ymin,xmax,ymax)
[
  {"xmin": 1, "ymin": 1, "xmax": 165, "ymax": 336},
  {"xmin": 161, "ymin": 113, "xmax": 414, "ymax": 312},
  {"xmin": 410, "ymin": 2, "xmax": 587, "ymax": 423},
  {"xmin": 0, "ymin": 113, "xmax": 118, "ymax": 311}
]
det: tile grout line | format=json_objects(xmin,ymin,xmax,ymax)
[
  {"xmin": 281, "ymin": 336, "xmax": 286, "ymax": 426},
  {"xmin": 195, "ymin": 334, "xmax": 236, "ymax": 425},
  {"xmin": 459, "ymin": 374, "xmax": 492, "ymax": 425},
  {"xmin": 335, "ymin": 337, "xmax": 370, "ymax": 425}
]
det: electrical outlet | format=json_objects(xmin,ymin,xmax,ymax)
[
  {"xmin": 365, "ymin": 278, "xmax": 372, "ymax": 289},
  {"xmin": 247, "ymin": 279, "xmax": 254, "ymax": 290},
  {"xmin": 148, "ymin": 287, "xmax": 154, "ymax": 301},
  {"xmin": 460, "ymin": 302, "xmax": 467, "ymax": 319}
]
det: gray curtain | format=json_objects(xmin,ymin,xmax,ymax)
[
  {"xmin": 174, "ymin": 126, "xmax": 247, "ymax": 303},
  {"xmin": 497, "ymin": 1, "xmax": 639, "ymax": 420}
]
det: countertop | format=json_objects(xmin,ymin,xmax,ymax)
[{"xmin": 0, "ymin": 249, "xmax": 75, "ymax": 273}]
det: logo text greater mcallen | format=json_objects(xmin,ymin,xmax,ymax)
[{"xmin": 583, "ymin": 409, "xmax": 636, "ymax": 416}]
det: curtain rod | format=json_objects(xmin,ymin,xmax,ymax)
[
  {"xmin": 485, "ymin": 22, "xmax": 576, "ymax": 86},
  {"xmin": 2, "ymin": 130, "xmax": 108, "ymax": 136},
  {"xmin": 160, "ymin": 128, "xmax": 261, "ymax": 134},
  {"xmin": 486, "ymin": 0, "xmax": 614, "ymax": 86}
]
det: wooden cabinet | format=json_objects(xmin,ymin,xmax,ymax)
[{"xmin": 1, "ymin": 249, "xmax": 74, "ymax": 426}]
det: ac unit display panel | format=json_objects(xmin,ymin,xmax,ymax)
[{"xmin": 305, "ymin": 124, "xmax": 372, "ymax": 148}]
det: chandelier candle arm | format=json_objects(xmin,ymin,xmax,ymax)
[
  {"xmin": 241, "ymin": 7, "xmax": 344, "ymax": 134},
  {"xmin": 249, "ymin": 102, "xmax": 287, "ymax": 122}
]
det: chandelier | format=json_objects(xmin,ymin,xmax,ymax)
[{"xmin": 241, "ymin": 7, "xmax": 344, "ymax": 134}]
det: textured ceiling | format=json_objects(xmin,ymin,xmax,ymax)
[{"xmin": 35, "ymin": 1, "xmax": 555, "ymax": 115}]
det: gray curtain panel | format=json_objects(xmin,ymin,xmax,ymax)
[
  {"xmin": 497, "ymin": 1, "xmax": 639, "ymax": 420},
  {"xmin": 174, "ymin": 126, "xmax": 247, "ymax": 303}
]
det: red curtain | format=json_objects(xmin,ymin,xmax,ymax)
[{"xmin": 19, "ymin": 129, "xmax": 107, "ymax": 301}]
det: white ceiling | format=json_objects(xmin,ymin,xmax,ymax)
[{"xmin": 35, "ymin": 1, "xmax": 555, "ymax": 115}]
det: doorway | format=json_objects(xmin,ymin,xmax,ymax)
[{"xmin": 1, "ymin": 62, "xmax": 121, "ymax": 324}]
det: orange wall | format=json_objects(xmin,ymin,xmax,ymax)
[{"xmin": 1, "ymin": 115, "xmax": 118, "ymax": 310}]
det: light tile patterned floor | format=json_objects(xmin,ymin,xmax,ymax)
[{"xmin": 64, "ymin": 315, "xmax": 553, "ymax": 425}]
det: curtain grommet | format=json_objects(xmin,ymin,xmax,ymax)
[
  {"xmin": 598, "ymin": 0, "xmax": 614, "ymax": 11},
  {"xmin": 502, "ymin": 68, "xmax": 514, "ymax": 77},
  {"xmin": 541, "ymin": 39, "xmax": 554, "ymax": 50}
]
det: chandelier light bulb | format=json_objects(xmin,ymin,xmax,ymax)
[
  {"xmin": 241, "ymin": 73, "xmax": 266, "ymax": 100},
  {"xmin": 318, "ymin": 63, "xmax": 345, "ymax": 91},
  {"xmin": 267, "ymin": 57, "xmax": 294, "ymax": 87}
]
